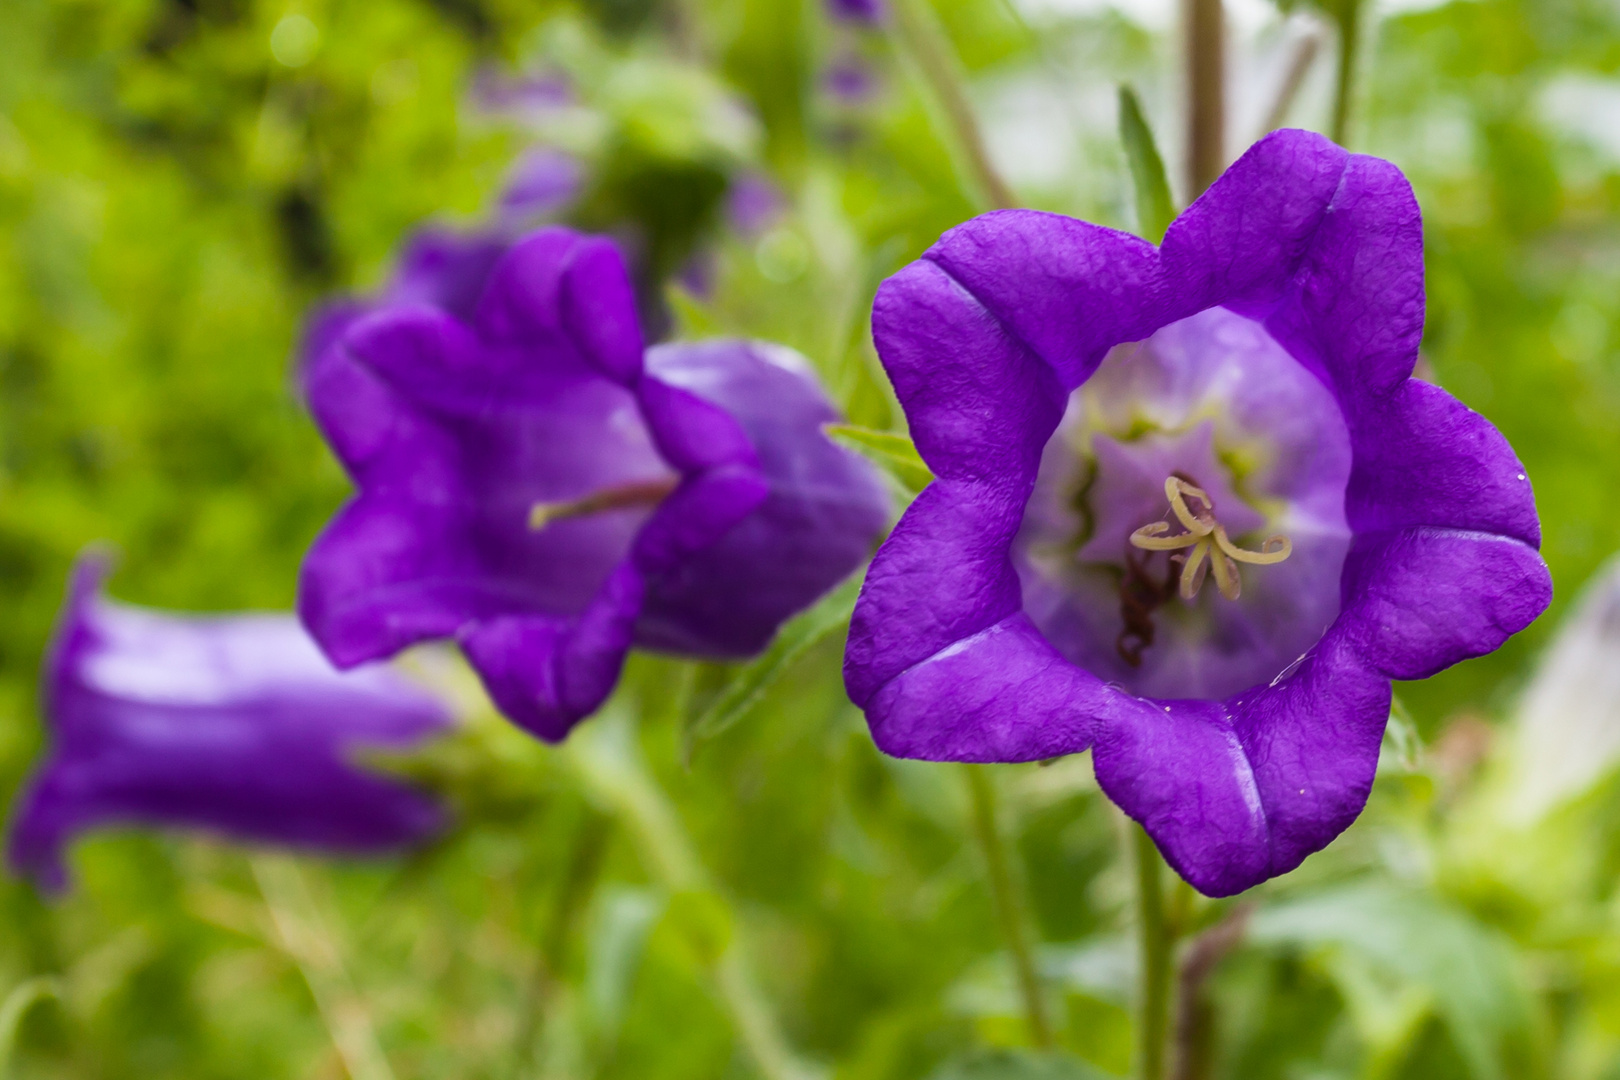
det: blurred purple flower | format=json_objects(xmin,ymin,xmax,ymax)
[
  {"xmin": 498, "ymin": 149, "xmax": 584, "ymax": 225},
  {"xmin": 726, "ymin": 171, "xmax": 784, "ymax": 237},
  {"xmin": 470, "ymin": 67, "xmax": 574, "ymax": 116},
  {"xmin": 8, "ymin": 553, "xmax": 450, "ymax": 893},
  {"xmin": 844, "ymin": 130, "xmax": 1551, "ymax": 897},
  {"xmin": 299, "ymin": 226, "xmax": 889, "ymax": 742},
  {"xmin": 823, "ymin": 54, "xmax": 879, "ymax": 103},
  {"xmin": 826, "ymin": 0, "xmax": 884, "ymax": 24},
  {"xmin": 677, "ymin": 249, "xmax": 717, "ymax": 298}
]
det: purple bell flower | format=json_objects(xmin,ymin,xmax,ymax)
[
  {"xmin": 8, "ymin": 554, "xmax": 450, "ymax": 892},
  {"xmin": 469, "ymin": 67, "xmax": 574, "ymax": 116},
  {"xmin": 843, "ymin": 130, "xmax": 1552, "ymax": 897},
  {"xmin": 823, "ymin": 54, "xmax": 880, "ymax": 104},
  {"xmin": 497, "ymin": 149, "xmax": 584, "ymax": 226},
  {"xmin": 725, "ymin": 171, "xmax": 785, "ymax": 237},
  {"xmin": 826, "ymin": 0, "xmax": 885, "ymax": 24},
  {"xmin": 299, "ymin": 226, "xmax": 890, "ymax": 741}
]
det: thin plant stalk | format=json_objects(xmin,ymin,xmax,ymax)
[
  {"xmin": 252, "ymin": 856, "xmax": 397, "ymax": 1080},
  {"xmin": 1259, "ymin": 22, "xmax": 1324, "ymax": 136},
  {"xmin": 513, "ymin": 809, "xmax": 612, "ymax": 1074},
  {"xmin": 0, "ymin": 976, "xmax": 61, "ymax": 1080},
  {"xmin": 1329, "ymin": 0, "xmax": 1366, "ymax": 146},
  {"xmin": 566, "ymin": 710, "xmax": 821, "ymax": 1080},
  {"xmin": 888, "ymin": 0, "xmax": 1017, "ymax": 211},
  {"xmin": 963, "ymin": 765, "xmax": 1054, "ymax": 1050},
  {"xmin": 1183, "ymin": 0, "xmax": 1226, "ymax": 196},
  {"xmin": 1133, "ymin": 826, "xmax": 1173, "ymax": 1080},
  {"xmin": 1170, "ymin": 904, "xmax": 1251, "ymax": 1080}
]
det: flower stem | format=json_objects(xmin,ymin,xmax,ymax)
[
  {"xmin": 1329, "ymin": 0, "xmax": 1366, "ymax": 146},
  {"xmin": 252, "ymin": 856, "xmax": 396, "ymax": 1080},
  {"xmin": 888, "ymin": 0, "xmax": 1017, "ymax": 211},
  {"xmin": 0, "ymin": 976, "xmax": 61, "ymax": 1078},
  {"xmin": 963, "ymin": 764, "xmax": 1053, "ymax": 1050},
  {"xmin": 1133, "ymin": 825, "xmax": 1172, "ymax": 1080},
  {"xmin": 1259, "ymin": 23, "xmax": 1323, "ymax": 135},
  {"xmin": 566, "ymin": 711, "xmax": 822, "ymax": 1080},
  {"xmin": 1183, "ymin": 0, "xmax": 1225, "ymax": 196},
  {"xmin": 513, "ymin": 809, "xmax": 612, "ymax": 1073},
  {"xmin": 1170, "ymin": 904, "xmax": 1250, "ymax": 1080}
]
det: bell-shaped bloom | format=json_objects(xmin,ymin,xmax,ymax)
[
  {"xmin": 300, "ymin": 225, "xmax": 889, "ymax": 741},
  {"xmin": 826, "ymin": 0, "xmax": 884, "ymax": 24},
  {"xmin": 497, "ymin": 148, "xmax": 583, "ymax": 225},
  {"xmin": 8, "ymin": 554, "xmax": 450, "ymax": 892},
  {"xmin": 844, "ymin": 129, "xmax": 1552, "ymax": 896}
]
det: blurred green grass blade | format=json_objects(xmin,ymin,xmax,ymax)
[
  {"xmin": 586, "ymin": 888, "xmax": 665, "ymax": 1043},
  {"xmin": 825, "ymin": 423, "xmax": 934, "ymax": 494},
  {"xmin": 0, "ymin": 977, "xmax": 61, "ymax": 1079},
  {"xmin": 1117, "ymin": 85, "xmax": 1175, "ymax": 244},
  {"xmin": 926, "ymin": 1049, "xmax": 1114, "ymax": 1079},
  {"xmin": 685, "ymin": 574, "xmax": 863, "ymax": 753}
]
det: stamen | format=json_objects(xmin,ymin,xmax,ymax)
[
  {"xmin": 1178, "ymin": 539, "xmax": 1210, "ymax": 600},
  {"xmin": 1128, "ymin": 475, "xmax": 1292, "ymax": 603},
  {"xmin": 528, "ymin": 476, "xmax": 680, "ymax": 530},
  {"xmin": 1164, "ymin": 476, "xmax": 1216, "ymax": 535},
  {"xmin": 1212, "ymin": 525, "xmax": 1291, "ymax": 565},
  {"xmin": 1127, "ymin": 522, "xmax": 1203, "ymax": 551}
]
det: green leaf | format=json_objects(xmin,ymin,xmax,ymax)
[
  {"xmin": 1117, "ymin": 85, "xmax": 1176, "ymax": 244},
  {"xmin": 927, "ymin": 1049, "xmax": 1116, "ymax": 1080},
  {"xmin": 824, "ymin": 423, "xmax": 935, "ymax": 494},
  {"xmin": 684, "ymin": 574, "xmax": 863, "ymax": 754},
  {"xmin": 1248, "ymin": 884, "xmax": 1535, "ymax": 1080}
]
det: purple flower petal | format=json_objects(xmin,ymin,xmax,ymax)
[
  {"xmin": 1092, "ymin": 629, "xmax": 1390, "ymax": 897},
  {"xmin": 636, "ymin": 341, "xmax": 891, "ymax": 655},
  {"xmin": 864, "ymin": 613, "xmax": 1118, "ymax": 761},
  {"xmin": 8, "ymin": 554, "xmax": 450, "ymax": 892},
  {"xmin": 826, "ymin": 0, "xmax": 885, "ymax": 24},
  {"xmin": 498, "ymin": 149, "xmax": 582, "ymax": 223},
  {"xmin": 1337, "ymin": 527, "xmax": 1551, "ymax": 681},
  {"xmin": 1346, "ymin": 379, "xmax": 1540, "ymax": 545}
]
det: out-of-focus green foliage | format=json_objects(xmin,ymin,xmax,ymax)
[{"xmin": 8, "ymin": 0, "xmax": 1620, "ymax": 1077}]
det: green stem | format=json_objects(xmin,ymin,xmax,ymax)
[
  {"xmin": 1183, "ymin": 0, "xmax": 1225, "ymax": 196},
  {"xmin": 964, "ymin": 765, "xmax": 1053, "ymax": 1050},
  {"xmin": 888, "ymin": 0, "xmax": 1017, "ymax": 211},
  {"xmin": 1259, "ymin": 25, "xmax": 1323, "ymax": 135},
  {"xmin": 0, "ymin": 977, "xmax": 61, "ymax": 1080},
  {"xmin": 1329, "ymin": 0, "xmax": 1365, "ymax": 147},
  {"xmin": 513, "ymin": 809, "xmax": 612, "ymax": 1075},
  {"xmin": 566, "ymin": 712, "xmax": 821, "ymax": 1080},
  {"xmin": 1134, "ymin": 826, "xmax": 1172, "ymax": 1080}
]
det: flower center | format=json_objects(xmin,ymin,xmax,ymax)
[
  {"xmin": 1010, "ymin": 306, "xmax": 1352, "ymax": 700},
  {"xmin": 1128, "ymin": 475, "xmax": 1293, "ymax": 602},
  {"xmin": 528, "ymin": 476, "xmax": 680, "ymax": 530}
]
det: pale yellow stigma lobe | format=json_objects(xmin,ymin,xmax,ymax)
[{"xmin": 1127, "ymin": 476, "xmax": 1293, "ymax": 601}]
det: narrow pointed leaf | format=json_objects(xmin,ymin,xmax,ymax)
[
  {"xmin": 825, "ymin": 423, "xmax": 934, "ymax": 493},
  {"xmin": 685, "ymin": 574, "xmax": 864, "ymax": 751},
  {"xmin": 1117, "ymin": 85, "xmax": 1175, "ymax": 243}
]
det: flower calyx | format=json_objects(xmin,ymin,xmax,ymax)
[{"xmin": 1129, "ymin": 475, "xmax": 1291, "ymax": 601}]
